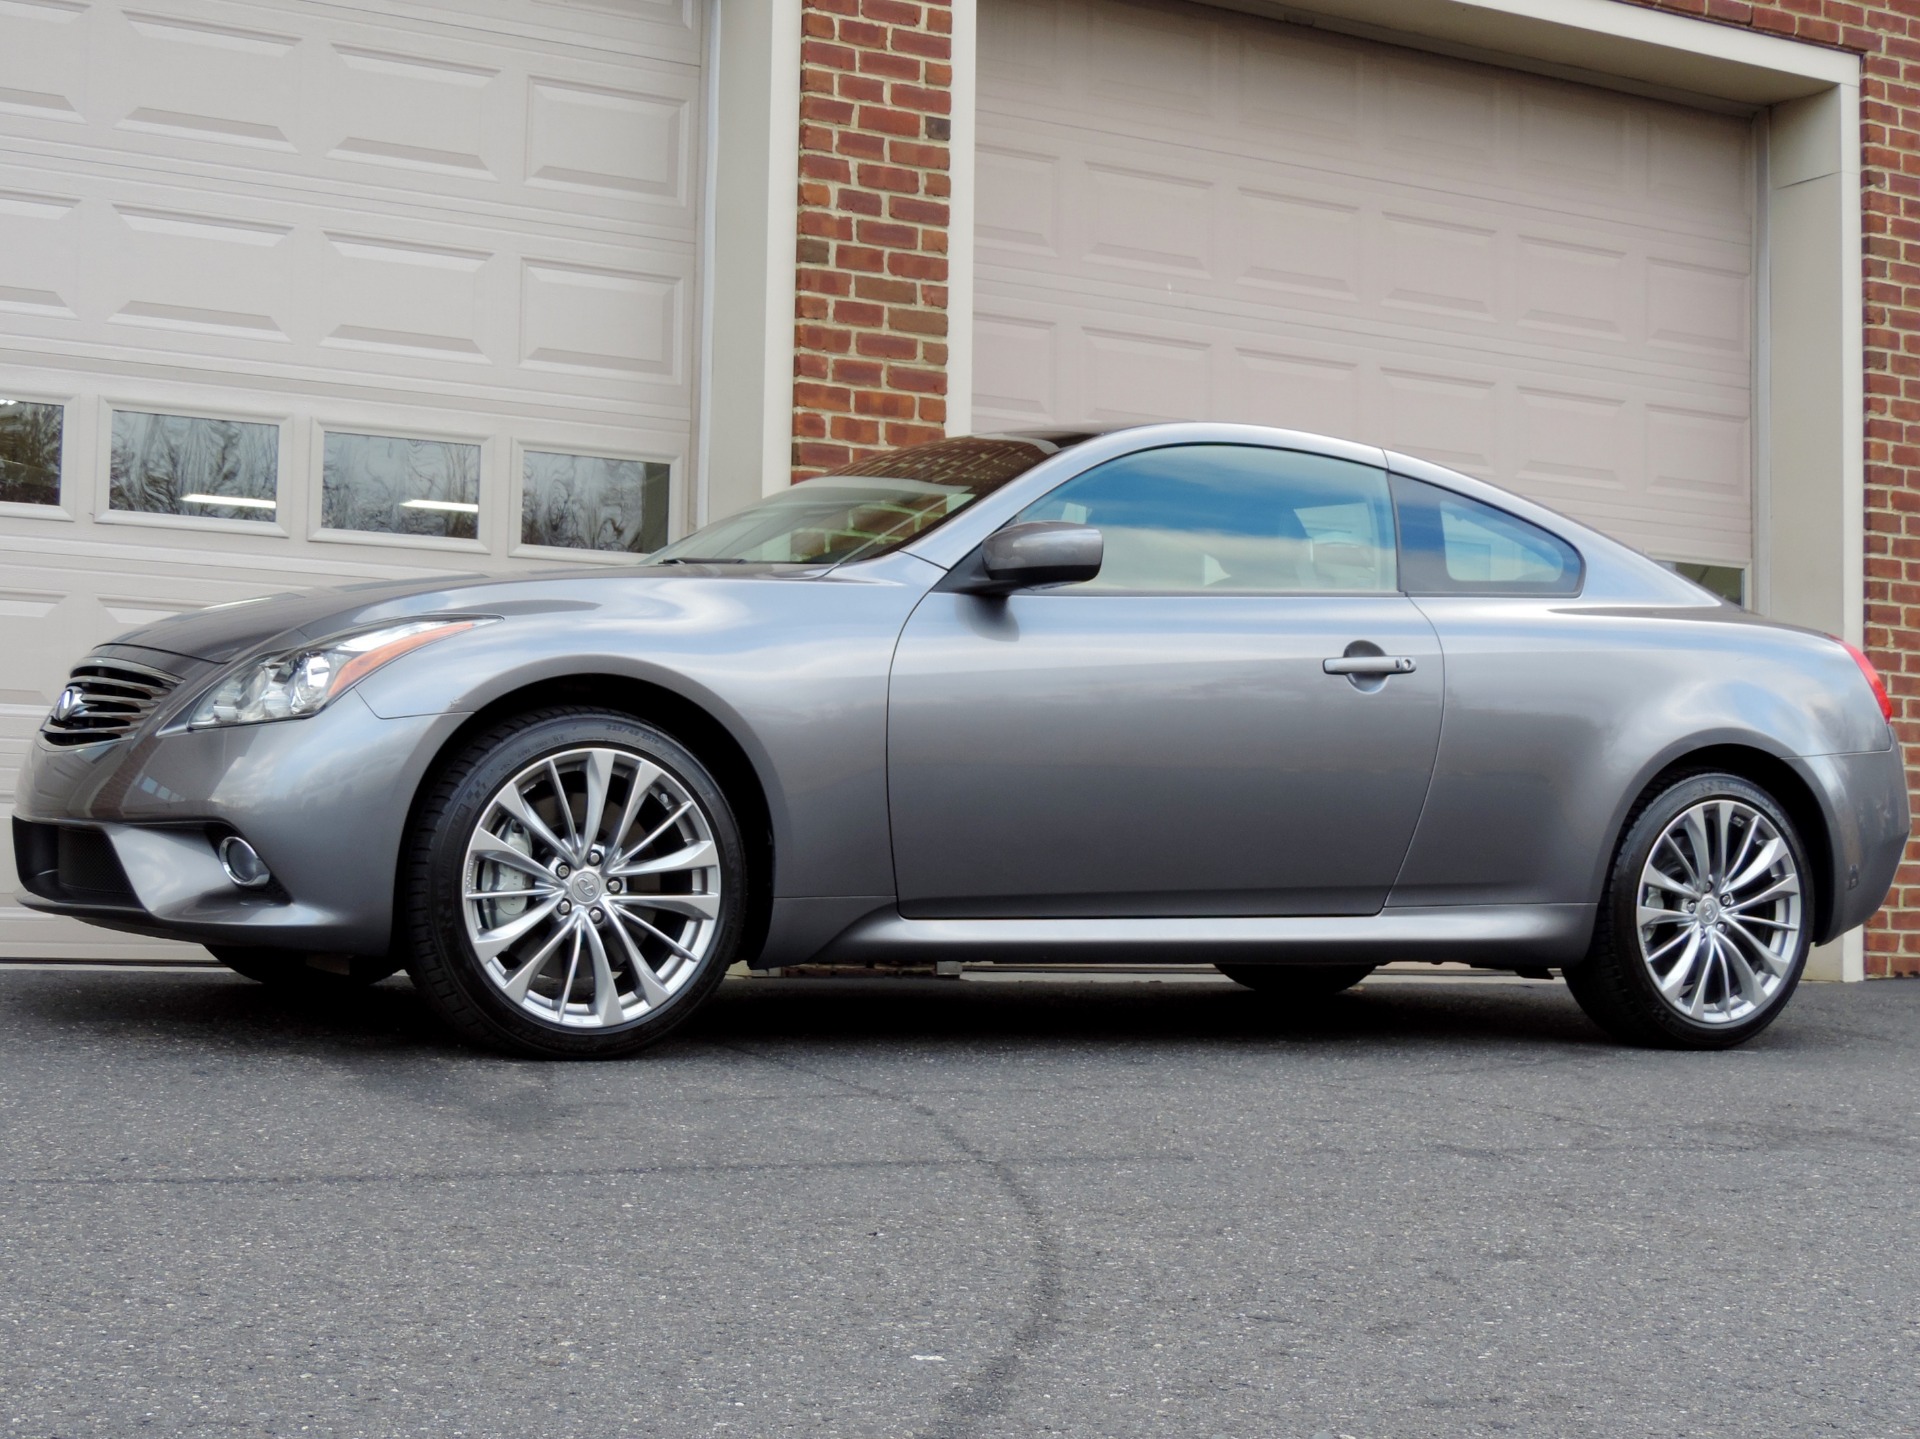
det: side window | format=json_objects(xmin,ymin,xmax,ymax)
[
  {"xmin": 1015, "ymin": 444, "xmax": 1397, "ymax": 594},
  {"xmin": 1392, "ymin": 474, "xmax": 1582, "ymax": 597}
]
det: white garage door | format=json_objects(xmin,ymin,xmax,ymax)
[
  {"xmin": 0, "ymin": 0, "xmax": 706, "ymax": 957},
  {"xmin": 973, "ymin": 0, "xmax": 1754, "ymax": 579}
]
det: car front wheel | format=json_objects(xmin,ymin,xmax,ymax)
[
  {"xmin": 1566, "ymin": 771, "xmax": 1811, "ymax": 1049},
  {"xmin": 402, "ymin": 709, "xmax": 746, "ymax": 1058}
]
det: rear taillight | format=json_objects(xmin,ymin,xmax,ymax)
[{"xmin": 1839, "ymin": 639, "xmax": 1895, "ymax": 723}]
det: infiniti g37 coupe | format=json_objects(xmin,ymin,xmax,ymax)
[{"xmin": 14, "ymin": 424, "xmax": 1909, "ymax": 1056}]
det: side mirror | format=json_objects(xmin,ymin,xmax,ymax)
[{"xmin": 964, "ymin": 521, "xmax": 1103, "ymax": 596}]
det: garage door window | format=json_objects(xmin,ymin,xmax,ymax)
[
  {"xmin": 109, "ymin": 411, "xmax": 279, "ymax": 523},
  {"xmin": 322, "ymin": 432, "xmax": 481, "ymax": 540},
  {"xmin": 0, "ymin": 399, "xmax": 61, "ymax": 508},
  {"xmin": 521, "ymin": 451, "xmax": 669, "ymax": 554},
  {"xmin": 1017, "ymin": 445, "xmax": 1397, "ymax": 594},
  {"xmin": 1392, "ymin": 475, "xmax": 1582, "ymax": 597}
]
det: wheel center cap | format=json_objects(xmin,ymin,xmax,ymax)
[
  {"xmin": 570, "ymin": 870, "xmax": 603, "ymax": 904},
  {"xmin": 1697, "ymin": 896, "xmax": 1722, "ymax": 925}
]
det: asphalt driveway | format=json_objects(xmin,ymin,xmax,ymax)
[{"xmin": 0, "ymin": 965, "xmax": 1915, "ymax": 1439}]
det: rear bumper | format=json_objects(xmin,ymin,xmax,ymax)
[
  {"xmin": 1809, "ymin": 745, "xmax": 1911, "ymax": 944},
  {"xmin": 13, "ymin": 693, "xmax": 462, "ymax": 954}
]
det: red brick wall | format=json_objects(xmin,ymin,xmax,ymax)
[
  {"xmin": 792, "ymin": 0, "xmax": 952, "ymax": 479},
  {"xmin": 784, "ymin": 0, "xmax": 1920, "ymax": 972}
]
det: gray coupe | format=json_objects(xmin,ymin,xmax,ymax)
[{"xmin": 14, "ymin": 424, "xmax": 1909, "ymax": 1056}]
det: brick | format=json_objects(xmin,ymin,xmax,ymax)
[
  {"xmin": 856, "ymin": 162, "xmax": 921, "ymax": 193},
  {"xmin": 889, "ymin": 196, "xmax": 950, "ymax": 225},
  {"xmin": 854, "ymin": 331, "xmax": 920, "ymax": 360},
  {"xmin": 836, "ymin": 128, "xmax": 888, "ymax": 161},
  {"xmin": 858, "ymin": 49, "xmax": 921, "ymax": 81},
  {"xmin": 884, "ymin": 421, "xmax": 945, "ymax": 447},
  {"xmin": 887, "ymin": 305, "xmax": 948, "ymax": 336},
  {"xmin": 891, "ymin": 83, "xmax": 951, "ymax": 114},
  {"xmin": 857, "ymin": 104, "xmax": 924, "ymax": 137},
  {"xmin": 857, "ymin": 219, "xmax": 920, "ymax": 248},
  {"xmin": 888, "ymin": 251, "xmax": 948, "ymax": 281},
  {"xmin": 854, "ymin": 389, "xmax": 918, "ymax": 418},
  {"xmin": 888, "ymin": 140, "xmax": 950, "ymax": 170},
  {"xmin": 831, "ymin": 356, "xmax": 886, "ymax": 386},
  {"xmin": 853, "ymin": 274, "xmax": 919, "ymax": 304},
  {"xmin": 886, "ymin": 363, "xmax": 945, "ymax": 394}
]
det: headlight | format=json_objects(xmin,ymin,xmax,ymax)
[{"xmin": 188, "ymin": 617, "xmax": 491, "ymax": 729}]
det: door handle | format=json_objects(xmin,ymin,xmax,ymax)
[{"xmin": 1322, "ymin": 655, "xmax": 1416, "ymax": 675}]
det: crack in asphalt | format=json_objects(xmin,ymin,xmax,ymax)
[
  {"xmin": 716, "ymin": 1041, "xmax": 1067, "ymax": 1439},
  {"xmin": 1, "ymin": 1150, "xmax": 1188, "ymax": 1190}
]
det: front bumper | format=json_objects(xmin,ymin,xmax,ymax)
[{"xmin": 13, "ymin": 691, "xmax": 462, "ymax": 953}]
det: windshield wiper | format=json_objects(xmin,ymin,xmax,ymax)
[{"xmin": 652, "ymin": 556, "xmax": 754, "ymax": 565}]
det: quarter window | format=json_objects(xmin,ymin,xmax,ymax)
[
  {"xmin": 1392, "ymin": 474, "xmax": 1582, "ymax": 597},
  {"xmin": 1015, "ymin": 444, "xmax": 1397, "ymax": 594}
]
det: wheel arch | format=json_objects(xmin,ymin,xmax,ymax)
[
  {"xmin": 390, "ymin": 674, "xmax": 776, "ymax": 964},
  {"xmin": 1604, "ymin": 741, "xmax": 1838, "ymax": 945}
]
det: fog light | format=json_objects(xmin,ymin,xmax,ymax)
[{"xmin": 218, "ymin": 836, "xmax": 272, "ymax": 889}]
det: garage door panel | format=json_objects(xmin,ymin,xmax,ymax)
[
  {"xmin": 981, "ymin": 115, "xmax": 1752, "ymax": 379},
  {"xmin": 2, "ymin": 0, "xmax": 703, "ymax": 235},
  {"xmin": 0, "ymin": 156, "xmax": 697, "ymax": 416},
  {"xmin": 977, "ymin": 0, "xmax": 1754, "ymax": 573}
]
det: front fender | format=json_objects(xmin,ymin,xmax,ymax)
[{"xmin": 349, "ymin": 560, "xmax": 938, "ymax": 900}]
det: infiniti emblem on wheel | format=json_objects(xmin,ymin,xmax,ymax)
[{"xmin": 570, "ymin": 870, "xmax": 603, "ymax": 904}]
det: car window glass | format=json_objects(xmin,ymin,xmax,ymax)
[
  {"xmin": 1392, "ymin": 474, "xmax": 1583, "ymax": 597},
  {"xmin": 1015, "ymin": 445, "xmax": 1397, "ymax": 593},
  {"xmin": 649, "ymin": 435, "xmax": 1063, "ymax": 565}
]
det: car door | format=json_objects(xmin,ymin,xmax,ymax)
[{"xmin": 886, "ymin": 443, "xmax": 1444, "ymax": 919}]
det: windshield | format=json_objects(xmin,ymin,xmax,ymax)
[{"xmin": 648, "ymin": 435, "xmax": 1066, "ymax": 566}]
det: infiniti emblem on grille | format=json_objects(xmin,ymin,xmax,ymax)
[{"xmin": 51, "ymin": 687, "xmax": 85, "ymax": 724}]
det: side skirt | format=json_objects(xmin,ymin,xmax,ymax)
[{"xmin": 803, "ymin": 903, "xmax": 1597, "ymax": 968}]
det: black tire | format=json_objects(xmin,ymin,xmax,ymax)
[
  {"xmin": 1566, "ymin": 771, "xmax": 1812, "ymax": 1049},
  {"xmin": 1216, "ymin": 962, "xmax": 1375, "ymax": 997},
  {"xmin": 208, "ymin": 946, "xmax": 403, "ymax": 989},
  {"xmin": 401, "ymin": 708, "xmax": 746, "ymax": 1059}
]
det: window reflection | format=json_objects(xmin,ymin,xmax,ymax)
[
  {"xmin": 110, "ymin": 411, "xmax": 278, "ymax": 523},
  {"xmin": 323, "ymin": 432, "xmax": 480, "ymax": 540},
  {"xmin": 0, "ymin": 398, "xmax": 61, "ymax": 507},
  {"xmin": 522, "ymin": 451, "xmax": 668, "ymax": 553}
]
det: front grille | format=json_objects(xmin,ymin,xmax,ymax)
[{"xmin": 40, "ymin": 655, "xmax": 180, "ymax": 747}]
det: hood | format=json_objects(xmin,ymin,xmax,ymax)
[{"xmin": 99, "ymin": 563, "xmax": 826, "ymax": 664}]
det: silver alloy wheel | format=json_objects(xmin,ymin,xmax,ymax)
[
  {"xmin": 460, "ymin": 746, "xmax": 722, "ymax": 1029},
  {"xmin": 1636, "ymin": 798, "xmax": 1803, "ymax": 1026}
]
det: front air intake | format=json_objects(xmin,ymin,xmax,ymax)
[{"xmin": 40, "ymin": 655, "xmax": 180, "ymax": 747}]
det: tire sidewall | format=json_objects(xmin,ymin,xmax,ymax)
[
  {"xmin": 1606, "ymin": 772, "xmax": 1812, "ymax": 1047},
  {"xmin": 410, "ymin": 712, "xmax": 746, "ymax": 1057}
]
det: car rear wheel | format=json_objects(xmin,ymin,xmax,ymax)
[
  {"xmin": 1216, "ymin": 963, "xmax": 1375, "ymax": 997},
  {"xmin": 208, "ymin": 947, "xmax": 403, "ymax": 989},
  {"xmin": 401, "ymin": 709, "xmax": 745, "ymax": 1059},
  {"xmin": 1566, "ymin": 771, "xmax": 1811, "ymax": 1049}
]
